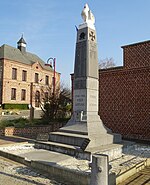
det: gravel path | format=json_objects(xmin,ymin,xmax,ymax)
[{"xmin": 0, "ymin": 156, "xmax": 62, "ymax": 185}]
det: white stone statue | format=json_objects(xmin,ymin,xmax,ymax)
[{"xmin": 81, "ymin": 4, "xmax": 95, "ymax": 24}]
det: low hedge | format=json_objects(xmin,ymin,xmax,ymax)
[
  {"xmin": 0, "ymin": 118, "xmax": 65, "ymax": 129},
  {"xmin": 0, "ymin": 118, "xmax": 29, "ymax": 128},
  {"xmin": 2, "ymin": 104, "xmax": 29, "ymax": 110}
]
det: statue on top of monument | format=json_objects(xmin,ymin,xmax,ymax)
[{"xmin": 81, "ymin": 4, "xmax": 95, "ymax": 24}]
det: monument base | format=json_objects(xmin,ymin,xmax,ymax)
[{"xmin": 60, "ymin": 114, "xmax": 122, "ymax": 149}]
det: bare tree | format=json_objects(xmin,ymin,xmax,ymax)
[
  {"xmin": 40, "ymin": 83, "xmax": 71, "ymax": 121},
  {"xmin": 99, "ymin": 57, "xmax": 116, "ymax": 69}
]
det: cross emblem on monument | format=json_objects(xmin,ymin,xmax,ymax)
[{"xmin": 89, "ymin": 31, "xmax": 95, "ymax": 41}]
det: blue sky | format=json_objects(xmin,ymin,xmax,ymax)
[{"xmin": 0, "ymin": 0, "xmax": 149, "ymax": 86}]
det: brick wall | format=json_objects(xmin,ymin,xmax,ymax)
[
  {"xmin": 0, "ymin": 123, "xmax": 63, "ymax": 138},
  {"xmin": 99, "ymin": 41, "xmax": 150, "ymax": 141},
  {"xmin": 122, "ymin": 41, "xmax": 150, "ymax": 69}
]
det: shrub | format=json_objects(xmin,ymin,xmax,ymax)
[
  {"xmin": 0, "ymin": 120, "xmax": 14, "ymax": 128},
  {"xmin": 0, "ymin": 118, "xmax": 30, "ymax": 128},
  {"xmin": 0, "ymin": 117, "xmax": 68, "ymax": 129}
]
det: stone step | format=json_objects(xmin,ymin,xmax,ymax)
[
  {"xmin": 50, "ymin": 131, "xmax": 88, "ymax": 138},
  {"xmin": 34, "ymin": 140, "xmax": 91, "ymax": 160},
  {"xmin": 49, "ymin": 131, "xmax": 89, "ymax": 147},
  {"xmin": 59, "ymin": 128, "xmax": 88, "ymax": 135}
]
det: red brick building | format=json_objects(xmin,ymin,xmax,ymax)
[
  {"xmin": 99, "ymin": 40, "xmax": 150, "ymax": 141},
  {"xmin": 0, "ymin": 36, "xmax": 60, "ymax": 109}
]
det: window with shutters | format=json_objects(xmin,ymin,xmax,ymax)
[
  {"xmin": 12, "ymin": 68, "xmax": 17, "ymax": 80},
  {"xmin": 11, "ymin": 88, "xmax": 16, "ymax": 100},
  {"xmin": 21, "ymin": 89, "xmax": 26, "ymax": 101},
  {"xmin": 22, "ymin": 70, "xmax": 27, "ymax": 81}
]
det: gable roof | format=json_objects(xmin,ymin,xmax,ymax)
[{"xmin": 0, "ymin": 44, "xmax": 53, "ymax": 72}]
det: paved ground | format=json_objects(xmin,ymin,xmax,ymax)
[
  {"xmin": 0, "ymin": 142, "xmax": 90, "ymax": 172},
  {"xmin": 0, "ymin": 156, "xmax": 63, "ymax": 185},
  {"xmin": 0, "ymin": 136, "xmax": 65, "ymax": 185},
  {"xmin": 0, "ymin": 135, "xmax": 34, "ymax": 145},
  {"xmin": 0, "ymin": 135, "xmax": 149, "ymax": 185},
  {"xmin": 118, "ymin": 167, "xmax": 150, "ymax": 185}
]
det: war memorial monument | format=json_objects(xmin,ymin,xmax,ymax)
[
  {"xmin": 35, "ymin": 4, "xmax": 122, "ymax": 161},
  {"xmin": 35, "ymin": 4, "xmax": 122, "ymax": 162},
  {"xmin": 60, "ymin": 4, "xmax": 121, "ymax": 149}
]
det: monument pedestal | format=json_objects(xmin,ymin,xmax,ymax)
[{"xmin": 60, "ymin": 114, "xmax": 121, "ymax": 149}]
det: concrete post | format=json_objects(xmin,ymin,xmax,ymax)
[
  {"xmin": 90, "ymin": 154, "xmax": 108, "ymax": 185},
  {"xmin": 30, "ymin": 107, "xmax": 34, "ymax": 122}
]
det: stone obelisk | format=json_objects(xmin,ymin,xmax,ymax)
[{"xmin": 61, "ymin": 4, "xmax": 121, "ymax": 148}]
